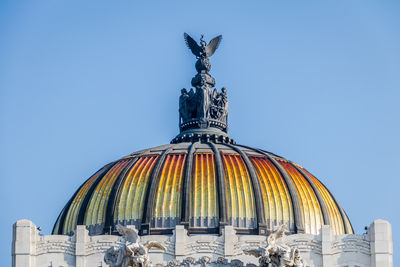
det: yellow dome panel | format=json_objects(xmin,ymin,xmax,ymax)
[
  {"xmin": 152, "ymin": 154, "xmax": 186, "ymax": 229},
  {"xmin": 300, "ymin": 167, "xmax": 353, "ymax": 235},
  {"xmin": 190, "ymin": 153, "xmax": 219, "ymax": 228},
  {"xmin": 222, "ymin": 153, "xmax": 257, "ymax": 229},
  {"xmin": 277, "ymin": 159, "xmax": 323, "ymax": 235},
  {"xmin": 249, "ymin": 157, "xmax": 294, "ymax": 232},
  {"xmin": 113, "ymin": 156, "xmax": 159, "ymax": 227},
  {"xmin": 84, "ymin": 159, "xmax": 132, "ymax": 229}
]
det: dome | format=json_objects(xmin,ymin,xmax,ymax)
[
  {"xmin": 52, "ymin": 33, "xmax": 353, "ymax": 238},
  {"xmin": 52, "ymin": 142, "xmax": 353, "ymax": 237}
]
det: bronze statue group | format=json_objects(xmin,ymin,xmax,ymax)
[{"xmin": 179, "ymin": 86, "xmax": 228, "ymax": 125}]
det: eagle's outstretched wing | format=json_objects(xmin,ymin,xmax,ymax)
[
  {"xmin": 184, "ymin": 33, "xmax": 201, "ymax": 57},
  {"xmin": 145, "ymin": 241, "xmax": 166, "ymax": 251},
  {"xmin": 116, "ymin": 224, "xmax": 139, "ymax": 243},
  {"xmin": 244, "ymin": 248, "xmax": 263, "ymax": 258},
  {"xmin": 206, "ymin": 35, "xmax": 222, "ymax": 57}
]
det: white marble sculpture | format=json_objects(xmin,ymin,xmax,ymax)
[
  {"xmin": 245, "ymin": 225, "xmax": 305, "ymax": 267},
  {"xmin": 104, "ymin": 225, "xmax": 166, "ymax": 267}
]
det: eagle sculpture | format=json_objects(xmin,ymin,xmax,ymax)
[
  {"xmin": 184, "ymin": 33, "xmax": 222, "ymax": 59},
  {"xmin": 115, "ymin": 224, "xmax": 139, "ymax": 243},
  {"xmin": 104, "ymin": 225, "xmax": 166, "ymax": 267}
]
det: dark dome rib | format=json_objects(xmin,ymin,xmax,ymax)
[
  {"xmin": 207, "ymin": 142, "xmax": 228, "ymax": 229},
  {"xmin": 180, "ymin": 142, "xmax": 198, "ymax": 227}
]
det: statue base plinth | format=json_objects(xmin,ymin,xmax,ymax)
[{"xmin": 171, "ymin": 128, "xmax": 235, "ymax": 144}]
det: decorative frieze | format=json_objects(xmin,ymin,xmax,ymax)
[
  {"xmin": 36, "ymin": 240, "xmax": 75, "ymax": 255},
  {"xmin": 185, "ymin": 239, "xmax": 225, "ymax": 256},
  {"xmin": 331, "ymin": 235, "xmax": 370, "ymax": 255},
  {"xmin": 12, "ymin": 220, "xmax": 392, "ymax": 267},
  {"xmin": 86, "ymin": 239, "xmax": 124, "ymax": 256},
  {"xmin": 164, "ymin": 257, "xmax": 256, "ymax": 267}
]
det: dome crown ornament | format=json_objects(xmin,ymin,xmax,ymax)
[{"xmin": 173, "ymin": 33, "xmax": 233, "ymax": 144}]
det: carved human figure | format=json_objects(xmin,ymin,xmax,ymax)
[
  {"xmin": 179, "ymin": 88, "xmax": 190, "ymax": 123},
  {"xmin": 210, "ymin": 89, "xmax": 220, "ymax": 119},
  {"xmin": 244, "ymin": 225, "xmax": 305, "ymax": 267},
  {"xmin": 219, "ymin": 87, "xmax": 228, "ymax": 124},
  {"xmin": 195, "ymin": 84, "xmax": 212, "ymax": 121},
  {"xmin": 209, "ymin": 87, "xmax": 228, "ymax": 124},
  {"xmin": 104, "ymin": 225, "xmax": 166, "ymax": 267}
]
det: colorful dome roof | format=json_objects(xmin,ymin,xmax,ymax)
[
  {"xmin": 52, "ymin": 142, "xmax": 353, "ymax": 236},
  {"xmin": 52, "ymin": 33, "xmax": 353, "ymax": 237}
]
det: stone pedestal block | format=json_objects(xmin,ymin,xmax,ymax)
[
  {"xmin": 321, "ymin": 225, "xmax": 332, "ymax": 266},
  {"xmin": 224, "ymin": 226, "xmax": 235, "ymax": 257},
  {"xmin": 370, "ymin": 219, "xmax": 393, "ymax": 267},
  {"xmin": 175, "ymin": 225, "xmax": 187, "ymax": 257},
  {"xmin": 75, "ymin": 225, "xmax": 89, "ymax": 267},
  {"xmin": 12, "ymin": 219, "xmax": 38, "ymax": 267}
]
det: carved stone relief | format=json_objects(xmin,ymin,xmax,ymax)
[
  {"xmin": 244, "ymin": 225, "xmax": 305, "ymax": 267},
  {"xmin": 104, "ymin": 225, "xmax": 166, "ymax": 267}
]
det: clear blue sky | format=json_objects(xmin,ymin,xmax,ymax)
[{"xmin": 1, "ymin": 1, "xmax": 399, "ymax": 266}]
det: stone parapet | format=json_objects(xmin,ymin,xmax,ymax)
[{"xmin": 12, "ymin": 219, "xmax": 392, "ymax": 267}]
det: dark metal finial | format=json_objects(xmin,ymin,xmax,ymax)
[{"xmin": 176, "ymin": 33, "xmax": 230, "ymax": 142}]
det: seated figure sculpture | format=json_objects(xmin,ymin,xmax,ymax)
[
  {"xmin": 210, "ymin": 87, "xmax": 228, "ymax": 124},
  {"xmin": 179, "ymin": 86, "xmax": 228, "ymax": 125}
]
